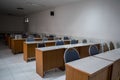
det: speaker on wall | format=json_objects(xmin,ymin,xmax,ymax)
[{"xmin": 50, "ymin": 11, "xmax": 54, "ymax": 16}]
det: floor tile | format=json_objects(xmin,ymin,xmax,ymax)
[{"xmin": 0, "ymin": 41, "xmax": 65, "ymax": 80}]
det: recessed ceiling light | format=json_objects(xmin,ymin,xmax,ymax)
[
  {"xmin": 17, "ymin": 8, "xmax": 24, "ymax": 10},
  {"xmin": 31, "ymin": 3, "xmax": 39, "ymax": 6}
]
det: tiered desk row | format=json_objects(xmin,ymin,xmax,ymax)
[
  {"xmin": 23, "ymin": 40, "xmax": 70, "ymax": 62},
  {"xmin": 94, "ymin": 49, "xmax": 120, "ymax": 80},
  {"xmin": 11, "ymin": 38, "xmax": 42, "ymax": 54},
  {"xmin": 35, "ymin": 43, "xmax": 100, "ymax": 77},
  {"xmin": 7, "ymin": 37, "xmax": 54, "ymax": 54},
  {"xmin": 66, "ymin": 48, "xmax": 120, "ymax": 80},
  {"xmin": 7, "ymin": 36, "xmax": 120, "ymax": 80}
]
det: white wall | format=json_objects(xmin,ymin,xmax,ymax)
[
  {"xmin": 28, "ymin": 0, "xmax": 120, "ymax": 42},
  {"xmin": 0, "ymin": 14, "xmax": 25, "ymax": 33}
]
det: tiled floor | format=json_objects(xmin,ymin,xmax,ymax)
[{"xmin": 0, "ymin": 40, "xmax": 65, "ymax": 80}]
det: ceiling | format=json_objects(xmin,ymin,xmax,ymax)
[{"xmin": 0, "ymin": 0, "xmax": 81, "ymax": 16}]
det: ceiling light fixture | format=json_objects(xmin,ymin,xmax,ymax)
[{"xmin": 17, "ymin": 7, "xmax": 24, "ymax": 10}]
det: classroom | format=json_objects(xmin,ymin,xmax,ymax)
[{"xmin": 0, "ymin": 0, "xmax": 120, "ymax": 80}]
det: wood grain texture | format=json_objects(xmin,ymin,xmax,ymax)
[
  {"xmin": 36, "ymin": 43, "xmax": 100, "ymax": 77},
  {"xmin": 23, "ymin": 43, "xmax": 37, "ymax": 62},
  {"xmin": 36, "ymin": 48, "xmax": 65, "ymax": 77},
  {"xmin": 64, "ymin": 41, "xmax": 70, "ymax": 45},
  {"xmin": 89, "ymin": 67, "xmax": 111, "ymax": 80},
  {"xmin": 66, "ymin": 64, "xmax": 88, "ymax": 80},
  {"xmin": 8, "ymin": 37, "xmax": 12, "ymax": 49},
  {"xmin": 11, "ymin": 38, "xmax": 41, "ymax": 54},
  {"xmin": 11, "ymin": 39, "xmax": 25, "ymax": 54},
  {"xmin": 79, "ymin": 46, "xmax": 90, "ymax": 58},
  {"xmin": 111, "ymin": 60, "xmax": 120, "ymax": 80},
  {"xmin": 66, "ymin": 60, "xmax": 112, "ymax": 80},
  {"xmin": 23, "ymin": 40, "xmax": 70, "ymax": 62},
  {"xmin": 79, "ymin": 44, "xmax": 100, "ymax": 58},
  {"xmin": 94, "ymin": 49, "xmax": 120, "ymax": 80},
  {"xmin": 36, "ymin": 49, "xmax": 44, "ymax": 77},
  {"xmin": 23, "ymin": 42, "xmax": 28, "ymax": 61},
  {"xmin": 23, "ymin": 42, "xmax": 55, "ymax": 62},
  {"xmin": 45, "ymin": 42, "xmax": 55, "ymax": 47}
]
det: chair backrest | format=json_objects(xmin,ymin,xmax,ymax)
[
  {"xmin": 116, "ymin": 42, "xmax": 120, "ymax": 48},
  {"xmin": 64, "ymin": 48, "xmax": 80, "ymax": 63},
  {"xmin": 26, "ymin": 36, "xmax": 35, "ymax": 42},
  {"xmin": 15, "ymin": 35, "xmax": 22, "ymax": 39},
  {"xmin": 55, "ymin": 40, "xmax": 64, "ymax": 46},
  {"xmin": 103, "ymin": 43, "xmax": 109, "ymax": 52},
  {"xmin": 82, "ymin": 39, "xmax": 87, "ymax": 43},
  {"xmin": 70, "ymin": 39, "xmax": 78, "ymax": 44},
  {"xmin": 64, "ymin": 36, "xmax": 69, "ymax": 40},
  {"xmin": 49, "ymin": 35, "xmax": 55, "ymax": 38},
  {"xmin": 42, "ymin": 37, "xmax": 48, "ymax": 41},
  {"xmin": 109, "ymin": 42, "xmax": 115, "ymax": 50},
  {"xmin": 22, "ymin": 34, "xmax": 27, "ymax": 38},
  {"xmin": 37, "ymin": 43, "xmax": 46, "ymax": 48},
  {"xmin": 89, "ymin": 45, "xmax": 99, "ymax": 56},
  {"xmin": 32, "ymin": 34, "xmax": 37, "ymax": 37}
]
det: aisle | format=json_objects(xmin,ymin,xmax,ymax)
[{"xmin": 0, "ymin": 40, "xmax": 65, "ymax": 80}]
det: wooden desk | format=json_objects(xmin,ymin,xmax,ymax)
[
  {"xmin": 11, "ymin": 38, "xmax": 42, "ymax": 54},
  {"xmin": 8, "ymin": 37, "xmax": 13, "ymax": 48},
  {"xmin": 63, "ymin": 43, "xmax": 100, "ymax": 58},
  {"xmin": 94, "ymin": 49, "xmax": 120, "ymax": 80},
  {"xmin": 36, "ymin": 43, "xmax": 100, "ymax": 77},
  {"xmin": 23, "ymin": 40, "xmax": 70, "ymax": 62},
  {"xmin": 5, "ymin": 35, "xmax": 9, "ymax": 45},
  {"xmin": 66, "ymin": 56, "xmax": 112, "ymax": 80}
]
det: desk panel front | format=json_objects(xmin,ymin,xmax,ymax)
[
  {"xmin": 35, "ymin": 43, "xmax": 100, "ymax": 77},
  {"xmin": 23, "ymin": 40, "xmax": 70, "ymax": 62},
  {"xmin": 11, "ymin": 38, "xmax": 42, "ymax": 54},
  {"xmin": 8, "ymin": 37, "xmax": 13, "ymax": 49},
  {"xmin": 23, "ymin": 42, "xmax": 55, "ymax": 62},
  {"xmin": 64, "ymin": 40, "xmax": 70, "ymax": 45},
  {"xmin": 45, "ymin": 42, "xmax": 55, "ymax": 47},
  {"xmin": 112, "ymin": 60, "xmax": 120, "ymax": 80},
  {"xmin": 79, "ymin": 44, "xmax": 100, "ymax": 58},
  {"xmin": 36, "ymin": 48, "xmax": 65, "ymax": 77},
  {"xmin": 66, "ymin": 57, "xmax": 112, "ymax": 80},
  {"xmin": 11, "ymin": 39, "xmax": 25, "ymax": 54},
  {"xmin": 24, "ymin": 43, "xmax": 37, "ymax": 61},
  {"xmin": 94, "ymin": 49, "xmax": 120, "ymax": 80}
]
